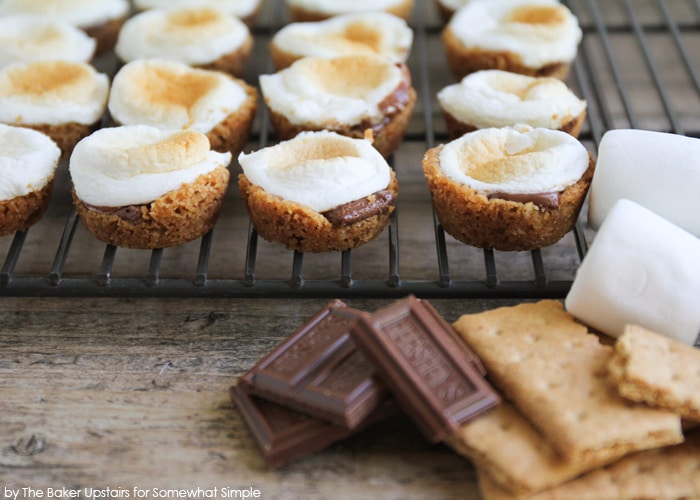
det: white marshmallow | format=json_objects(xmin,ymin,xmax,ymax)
[
  {"xmin": 0, "ymin": 60, "xmax": 109, "ymax": 126},
  {"xmin": 0, "ymin": 0, "xmax": 129, "ymax": 29},
  {"xmin": 115, "ymin": 7, "xmax": 250, "ymax": 66},
  {"xmin": 0, "ymin": 15, "xmax": 96, "ymax": 67},
  {"xmin": 286, "ymin": 0, "xmax": 409, "ymax": 16},
  {"xmin": 0, "ymin": 124, "xmax": 60, "ymax": 201},
  {"xmin": 438, "ymin": 69, "xmax": 586, "ymax": 130},
  {"xmin": 438, "ymin": 125, "xmax": 589, "ymax": 195},
  {"xmin": 109, "ymin": 59, "xmax": 249, "ymax": 134},
  {"xmin": 271, "ymin": 12, "xmax": 413, "ymax": 63},
  {"xmin": 133, "ymin": 0, "xmax": 261, "ymax": 19},
  {"xmin": 238, "ymin": 130, "xmax": 391, "ymax": 213},
  {"xmin": 566, "ymin": 199, "xmax": 700, "ymax": 346},
  {"xmin": 260, "ymin": 56, "xmax": 406, "ymax": 128},
  {"xmin": 448, "ymin": 0, "xmax": 582, "ymax": 68},
  {"xmin": 70, "ymin": 125, "xmax": 232, "ymax": 207},
  {"xmin": 588, "ymin": 129, "xmax": 700, "ymax": 237}
]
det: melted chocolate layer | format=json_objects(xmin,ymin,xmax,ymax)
[
  {"xmin": 322, "ymin": 189, "xmax": 395, "ymax": 226},
  {"xmin": 84, "ymin": 203, "xmax": 146, "ymax": 224},
  {"xmin": 488, "ymin": 191, "xmax": 560, "ymax": 209}
]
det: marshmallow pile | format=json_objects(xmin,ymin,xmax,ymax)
[
  {"xmin": 438, "ymin": 125, "xmax": 590, "ymax": 196},
  {"xmin": 447, "ymin": 0, "xmax": 582, "ymax": 68},
  {"xmin": 238, "ymin": 130, "xmax": 391, "ymax": 213},
  {"xmin": 69, "ymin": 125, "xmax": 231, "ymax": 207},
  {"xmin": 566, "ymin": 129, "xmax": 700, "ymax": 347}
]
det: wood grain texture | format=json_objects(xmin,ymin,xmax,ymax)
[{"xmin": 0, "ymin": 297, "xmax": 520, "ymax": 497}]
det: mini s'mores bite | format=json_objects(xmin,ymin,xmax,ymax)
[
  {"xmin": 115, "ymin": 6, "xmax": 253, "ymax": 78},
  {"xmin": 0, "ymin": 60, "xmax": 109, "ymax": 159},
  {"xmin": 269, "ymin": 12, "xmax": 414, "ymax": 70},
  {"xmin": 70, "ymin": 126, "xmax": 232, "ymax": 249},
  {"xmin": 238, "ymin": 131, "xmax": 399, "ymax": 253},
  {"xmin": 423, "ymin": 125, "xmax": 593, "ymax": 251},
  {"xmin": 588, "ymin": 129, "xmax": 700, "ymax": 237},
  {"xmin": 0, "ymin": 0, "xmax": 130, "ymax": 56},
  {"xmin": 285, "ymin": 0, "xmax": 414, "ymax": 22},
  {"xmin": 132, "ymin": 0, "xmax": 262, "ymax": 26},
  {"xmin": 260, "ymin": 55, "xmax": 416, "ymax": 158},
  {"xmin": 108, "ymin": 59, "xmax": 258, "ymax": 156},
  {"xmin": 0, "ymin": 124, "xmax": 61, "ymax": 237},
  {"xmin": 438, "ymin": 70, "xmax": 587, "ymax": 140},
  {"xmin": 565, "ymin": 199, "xmax": 700, "ymax": 347},
  {"xmin": 0, "ymin": 15, "xmax": 96, "ymax": 67},
  {"xmin": 443, "ymin": 0, "xmax": 582, "ymax": 80}
]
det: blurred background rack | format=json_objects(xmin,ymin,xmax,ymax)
[{"xmin": 1, "ymin": 0, "xmax": 698, "ymax": 298}]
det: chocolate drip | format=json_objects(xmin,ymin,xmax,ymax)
[
  {"xmin": 322, "ymin": 189, "xmax": 396, "ymax": 226},
  {"xmin": 488, "ymin": 191, "xmax": 560, "ymax": 208}
]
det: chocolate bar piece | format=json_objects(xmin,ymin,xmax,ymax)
[
  {"xmin": 230, "ymin": 384, "xmax": 354, "ymax": 468},
  {"xmin": 231, "ymin": 383, "xmax": 398, "ymax": 468},
  {"xmin": 240, "ymin": 300, "xmax": 387, "ymax": 429},
  {"xmin": 340, "ymin": 295, "xmax": 500, "ymax": 443}
]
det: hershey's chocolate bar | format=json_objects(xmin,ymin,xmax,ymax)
[
  {"xmin": 240, "ymin": 300, "xmax": 387, "ymax": 429},
  {"xmin": 231, "ymin": 383, "xmax": 398, "ymax": 469},
  {"xmin": 230, "ymin": 384, "xmax": 354, "ymax": 468},
  {"xmin": 340, "ymin": 295, "xmax": 500, "ymax": 443}
]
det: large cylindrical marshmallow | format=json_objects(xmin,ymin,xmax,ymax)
[
  {"xmin": 588, "ymin": 129, "xmax": 700, "ymax": 237},
  {"xmin": 566, "ymin": 198, "xmax": 700, "ymax": 346}
]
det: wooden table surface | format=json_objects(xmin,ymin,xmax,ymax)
[{"xmin": 1, "ymin": 1, "xmax": 698, "ymax": 498}]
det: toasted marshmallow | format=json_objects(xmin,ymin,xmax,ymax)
[
  {"xmin": 0, "ymin": 15, "xmax": 96, "ymax": 67},
  {"xmin": 566, "ymin": 199, "xmax": 700, "ymax": 346},
  {"xmin": 271, "ymin": 12, "xmax": 413, "ymax": 64},
  {"xmin": 70, "ymin": 125, "xmax": 232, "ymax": 207},
  {"xmin": 448, "ymin": 0, "xmax": 582, "ymax": 68},
  {"xmin": 0, "ymin": 124, "xmax": 61, "ymax": 201},
  {"xmin": 588, "ymin": 129, "xmax": 700, "ymax": 237},
  {"xmin": 238, "ymin": 130, "xmax": 391, "ymax": 213},
  {"xmin": 0, "ymin": 0, "xmax": 129, "ymax": 30},
  {"xmin": 438, "ymin": 69, "xmax": 586, "ymax": 129},
  {"xmin": 115, "ymin": 7, "xmax": 250, "ymax": 66},
  {"xmin": 286, "ymin": 0, "xmax": 410, "ymax": 16},
  {"xmin": 0, "ymin": 60, "xmax": 108, "ymax": 126},
  {"xmin": 261, "ymin": 56, "xmax": 407, "ymax": 128},
  {"xmin": 109, "ymin": 59, "xmax": 250, "ymax": 134},
  {"xmin": 133, "ymin": 0, "xmax": 260, "ymax": 19},
  {"xmin": 438, "ymin": 125, "xmax": 589, "ymax": 195}
]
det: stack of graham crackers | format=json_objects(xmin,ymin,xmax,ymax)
[
  {"xmin": 232, "ymin": 297, "xmax": 700, "ymax": 498},
  {"xmin": 451, "ymin": 299, "xmax": 700, "ymax": 499}
]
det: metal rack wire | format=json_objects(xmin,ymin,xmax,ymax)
[{"xmin": 1, "ymin": 0, "xmax": 698, "ymax": 298}]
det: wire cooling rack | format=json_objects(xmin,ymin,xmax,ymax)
[{"xmin": 1, "ymin": 0, "xmax": 699, "ymax": 298}]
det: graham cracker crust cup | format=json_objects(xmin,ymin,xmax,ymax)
[
  {"xmin": 288, "ymin": 1, "xmax": 414, "ymax": 22},
  {"xmin": 442, "ymin": 26, "xmax": 572, "ymax": 81},
  {"xmin": 197, "ymin": 34, "xmax": 254, "ymax": 79},
  {"xmin": 422, "ymin": 145, "xmax": 595, "ymax": 251},
  {"xmin": 442, "ymin": 108, "xmax": 587, "ymax": 141},
  {"xmin": 0, "ymin": 177, "xmax": 55, "ymax": 237},
  {"xmin": 266, "ymin": 87, "xmax": 416, "ymax": 159},
  {"xmin": 239, "ymin": 171, "xmax": 398, "ymax": 253},
  {"xmin": 205, "ymin": 80, "xmax": 258, "ymax": 156},
  {"xmin": 73, "ymin": 167, "xmax": 230, "ymax": 249}
]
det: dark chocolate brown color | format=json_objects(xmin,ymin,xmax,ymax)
[
  {"xmin": 240, "ymin": 300, "xmax": 387, "ymax": 429},
  {"xmin": 339, "ymin": 295, "xmax": 499, "ymax": 443}
]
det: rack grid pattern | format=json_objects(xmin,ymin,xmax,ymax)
[{"xmin": 1, "ymin": 0, "xmax": 698, "ymax": 298}]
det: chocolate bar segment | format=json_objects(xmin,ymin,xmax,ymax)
[
  {"xmin": 341, "ymin": 296, "xmax": 500, "ymax": 443},
  {"xmin": 240, "ymin": 300, "xmax": 387, "ymax": 429},
  {"xmin": 230, "ymin": 384, "xmax": 354, "ymax": 468}
]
